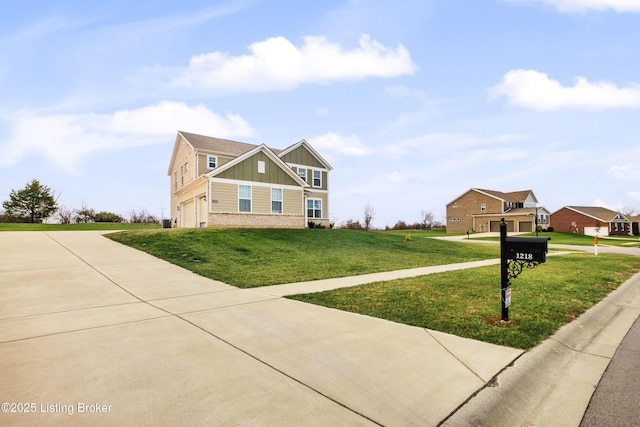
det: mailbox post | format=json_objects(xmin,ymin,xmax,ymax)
[{"xmin": 500, "ymin": 218, "xmax": 550, "ymax": 321}]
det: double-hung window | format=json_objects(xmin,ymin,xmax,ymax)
[
  {"xmin": 271, "ymin": 188, "xmax": 283, "ymax": 213},
  {"xmin": 239, "ymin": 185, "xmax": 251, "ymax": 212},
  {"xmin": 307, "ymin": 199, "xmax": 322, "ymax": 219},
  {"xmin": 208, "ymin": 155, "xmax": 217, "ymax": 169},
  {"xmin": 313, "ymin": 170, "xmax": 321, "ymax": 187}
]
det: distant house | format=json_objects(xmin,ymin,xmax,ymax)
[
  {"xmin": 632, "ymin": 214, "xmax": 640, "ymax": 235},
  {"xmin": 446, "ymin": 188, "xmax": 550, "ymax": 233},
  {"xmin": 168, "ymin": 131, "xmax": 332, "ymax": 228},
  {"xmin": 550, "ymin": 206, "xmax": 632, "ymax": 236}
]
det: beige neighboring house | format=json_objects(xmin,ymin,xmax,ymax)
[
  {"xmin": 446, "ymin": 188, "xmax": 551, "ymax": 233},
  {"xmin": 168, "ymin": 131, "xmax": 332, "ymax": 228}
]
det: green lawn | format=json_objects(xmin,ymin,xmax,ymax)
[
  {"xmin": 106, "ymin": 228, "xmax": 500, "ymax": 287},
  {"xmin": 289, "ymin": 253, "xmax": 640, "ymax": 349},
  {"xmin": 0, "ymin": 223, "xmax": 161, "ymax": 231},
  {"xmin": 104, "ymin": 227, "xmax": 640, "ymax": 349}
]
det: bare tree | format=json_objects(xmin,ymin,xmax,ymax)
[
  {"xmin": 420, "ymin": 210, "xmax": 434, "ymax": 230},
  {"xmin": 129, "ymin": 208, "xmax": 160, "ymax": 224},
  {"xmin": 56, "ymin": 205, "xmax": 76, "ymax": 224},
  {"xmin": 363, "ymin": 203, "xmax": 375, "ymax": 231},
  {"xmin": 75, "ymin": 202, "xmax": 95, "ymax": 223}
]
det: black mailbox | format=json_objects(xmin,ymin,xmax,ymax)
[{"xmin": 504, "ymin": 236, "xmax": 550, "ymax": 263}]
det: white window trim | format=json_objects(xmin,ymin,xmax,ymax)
[
  {"xmin": 238, "ymin": 184, "xmax": 251, "ymax": 213},
  {"xmin": 271, "ymin": 187, "xmax": 283, "ymax": 214},
  {"xmin": 307, "ymin": 198, "xmax": 322, "ymax": 219},
  {"xmin": 312, "ymin": 169, "xmax": 322, "ymax": 188},
  {"xmin": 208, "ymin": 155, "xmax": 218, "ymax": 169}
]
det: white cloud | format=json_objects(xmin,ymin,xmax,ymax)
[
  {"xmin": 168, "ymin": 34, "xmax": 416, "ymax": 92},
  {"xmin": 505, "ymin": 0, "xmax": 640, "ymax": 12},
  {"xmin": 610, "ymin": 163, "xmax": 640, "ymax": 180},
  {"xmin": 593, "ymin": 198, "xmax": 625, "ymax": 212},
  {"xmin": 0, "ymin": 101, "xmax": 254, "ymax": 172},
  {"xmin": 385, "ymin": 84, "xmax": 428, "ymax": 102},
  {"xmin": 308, "ymin": 132, "xmax": 371, "ymax": 157},
  {"xmin": 386, "ymin": 132, "xmax": 528, "ymax": 155},
  {"xmin": 627, "ymin": 191, "xmax": 640, "ymax": 201},
  {"xmin": 489, "ymin": 69, "xmax": 640, "ymax": 110}
]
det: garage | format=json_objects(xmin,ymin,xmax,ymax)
[
  {"xmin": 182, "ymin": 200, "xmax": 196, "ymax": 228},
  {"xmin": 490, "ymin": 220, "xmax": 514, "ymax": 232},
  {"xmin": 519, "ymin": 221, "xmax": 533, "ymax": 232}
]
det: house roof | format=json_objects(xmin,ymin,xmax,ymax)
[
  {"xmin": 447, "ymin": 188, "xmax": 535, "ymax": 206},
  {"xmin": 169, "ymin": 131, "xmax": 332, "ymax": 177},
  {"xmin": 178, "ymin": 131, "xmax": 271, "ymax": 156},
  {"xmin": 555, "ymin": 206, "xmax": 622, "ymax": 222},
  {"xmin": 474, "ymin": 188, "xmax": 535, "ymax": 203}
]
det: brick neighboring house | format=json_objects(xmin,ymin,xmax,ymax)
[
  {"xmin": 446, "ymin": 188, "xmax": 550, "ymax": 233},
  {"xmin": 168, "ymin": 131, "xmax": 332, "ymax": 228},
  {"xmin": 550, "ymin": 206, "xmax": 633, "ymax": 236},
  {"xmin": 632, "ymin": 214, "xmax": 640, "ymax": 235}
]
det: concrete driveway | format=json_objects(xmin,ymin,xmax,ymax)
[{"xmin": 0, "ymin": 231, "xmax": 522, "ymax": 426}]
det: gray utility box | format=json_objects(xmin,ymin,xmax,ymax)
[{"xmin": 504, "ymin": 236, "xmax": 550, "ymax": 263}]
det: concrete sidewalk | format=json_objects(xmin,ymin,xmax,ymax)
[{"xmin": 0, "ymin": 231, "xmax": 522, "ymax": 426}]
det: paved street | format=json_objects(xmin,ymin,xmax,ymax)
[{"xmin": 581, "ymin": 315, "xmax": 640, "ymax": 426}]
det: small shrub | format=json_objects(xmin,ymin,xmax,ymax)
[
  {"xmin": 94, "ymin": 211, "xmax": 124, "ymax": 223},
  {"xmin": 340, "ymin": 219, "xmax": 363, "ymax": 230}
]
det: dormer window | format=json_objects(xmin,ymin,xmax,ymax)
[{"xmin": 208, "ymin": 155, "xmax": 217, "ymax": 169}]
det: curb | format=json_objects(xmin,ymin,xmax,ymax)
[{"xmin": 442, "ymin": 271, "xmax": 640, "ymax": 426}]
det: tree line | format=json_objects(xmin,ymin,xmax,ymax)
[
  {"xmin": 336, "ymin": 204, "xmax": 443, "ymax": 231},
  {"xmin": 1, "ymin": 179, "xmax": 159, "ymax": 224}
]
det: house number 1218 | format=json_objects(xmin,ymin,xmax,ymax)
[{"xmin": 515, "ymin": 253, "xmax": 533, "ymax": 260}]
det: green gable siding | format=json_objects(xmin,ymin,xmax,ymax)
[
  {"xmin": 216, "ymin": 151, "xmax": 300, "ymax": 186},
  {"xmin": 280, "ymin": 145, "xmax": 324, "ymax": 169}
]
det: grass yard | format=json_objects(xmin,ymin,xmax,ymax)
[
  {"xmin": 106, "ymin": 228, "xmax": 499, "ymax": 287},
  {"xmin": 0, "ymin": 223, "xmax": 161, "ymax": 231},
  {"xmin": 289, "ymin": 253, "xmax": 640, "ymax": 349}
]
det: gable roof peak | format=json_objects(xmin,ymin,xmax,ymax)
[
  {"xmin": 278, "ymin": 139, "xmax": 333, "ymax": 170},
  {"xmin": 472, "ymin": 188, "xmax": 533, "ymax": 202}
]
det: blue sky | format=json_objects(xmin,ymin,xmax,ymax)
[{"xmin": 1, "ymin": 0, "xmax": 639, "ymax": 227}]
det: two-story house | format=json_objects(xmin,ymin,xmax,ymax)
[
  {"xmin": 446, "ymin": 188, "xmax": 550, "ymax": 233},
  {"xmin": 168, "ymin": 131, "xmax": 332, "ymax": 228}
]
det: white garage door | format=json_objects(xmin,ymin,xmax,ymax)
[{"xmin": 182, "ymin": 200, "xmax": 196, "ymax": 228}]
